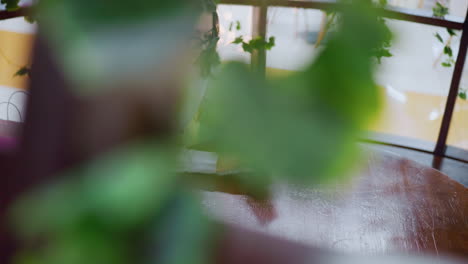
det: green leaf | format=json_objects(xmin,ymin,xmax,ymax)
[
  {"xmin": 1, "ymin": 0, "xmax": 20, "ymax": 11},
  {"xmin": 442, "ymin": 62, "xmax": 452, "ymax": 67},
  {"xmin": 196, "ymin": 15, "xmax": 220, "ymax": 78},
  {"xmin": 14, "ymin": 66, "xmax": 31, "ymax": 77},
  {"xmin": 447, "ymin": 28, "xmax": 457, "ymax": 36},
  {"xmin": 444, "ymin": 46, "xmax": 453, "ymax": 57},
  {"xmin": 459, "ymin": 91, "xmax": 467, "ymax": 100},
  {"xmin": 241, "ymin": 42, "xmax": 253, "ymax": 53},
  {"xmin": 235, "ymin": 36, "xmax": 276, "ymax": 54},
  {"xmin": 435, "ymin": 33, "xmax": 444, "ymax": 43},
  {"xmin": 232, "ymin": 36, "xmax": 244, "ymax": 44},
  {"xmin": 433, "ymin": 2, "xmax": 449, "ymax": 18},
  {"xmin": 373, "ymin": 48, "xmax": 392, "ymax": 64},
  {"xmin": 236, "ymin": 20, "xmax": 241, "ymax": 30},
  {"xmin": 24, "ymin": 15, "xmax": 36, "ymax": 24},
  {"xmin": 265, "ymin": 36, "xmax": 276, "ymax": 50}
]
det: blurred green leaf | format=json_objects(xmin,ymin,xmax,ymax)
[
  {"xmin": 196, "ymin": 12, "xmax": 220, "ymax": 78},
  {"xmin": 24, "ymin": 15, "xmax": 36, "ymax": 24},
  {"xmin": 236, "ymin": 21, "xmax": 241, "ymax": 30},
  {"xmin": 11, "ymin": 140, "xmax": 177, "ymax": 237},
  {"xmin": 145, "ymin": 192, "xmax": 218, "ymax": 264},
  {"xmin": 232, "ymin": 36, "xmax": 243, "ymax": 44},
  {"xmin": 1, "ymin": 0, "xmax": 19, "ymax": 11},
  {"xmin": 433, "ymin": 2, "xmax": 449, "ymax": 18},
  {"xmin": 233, "ymin": 36, "xmax": 276, "ymax": 54},
  {"xmin": 373, "ymin": 47, "xmax": 392, "ymax": 63},
  {"xmin": 442, "ymin": 61, "xmax": 452, "ymax": 67},
  {"xmin": 40, "ymin": 0, "xmax": 196, "ymax": 26},
  {"xmin": 378, "ymin": 0, "xmax": 388, "ymax": 7},
  {"xmin": 435, "ymin": 33, "xmax": 444, "ymax": 43},
  {"xmin": 14, "ymin": 66, "xmax": 31, "ymax": 77},
  {"xmin": 37, "ymin": 0, "xmax": 203, "ymax": 94},
  {"xmin": 197, "ymin": 1, "xmax": 386, "ymax": 189},
  {"xmin": 459, "ymin": 90, "xmax": 467, "ymax": 100},
  {"xmin": 373, "ymin": 17, "xmax": 392, "ymax": 63}
]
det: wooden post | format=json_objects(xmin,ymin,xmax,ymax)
[{"xmin": 251, "ymin": 3, "xmax": 268, "ymax": 77}]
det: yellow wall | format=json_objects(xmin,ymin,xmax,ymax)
[
  {"xmin": 0, "ymin": 30, "xmax": 35, "ymax": 90},
  {"xmin": 2, "ymin": 34, "xmax": 467, "ymax": 151}
]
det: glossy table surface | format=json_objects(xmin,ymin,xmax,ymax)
[{"xmin": 201, "ymin": 148, "xmax": 468, "ymax": 260}]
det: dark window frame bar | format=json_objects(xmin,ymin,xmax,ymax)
[
  {"xmin": 2, "ymin": 2, "xmax": 468, "ymax": 163},
  {"xmin": 221, "ymin": 0, "xmax": 465, "ymax": 29},
  {"xmin": 435, "ymin": 8, "xmax": 468, "ymax": 156},
  {"xmin": 0, "ymin": 7, "xmax": 30, "ymax": 20}
]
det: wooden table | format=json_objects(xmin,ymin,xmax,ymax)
[{"xmin": 200, "ymin": 147, "xmax": 468, "ymax": 260}]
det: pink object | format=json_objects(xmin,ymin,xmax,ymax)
[
  {"xmin": 0, "ymin": 120, "xmax": 20, "ymax": 150},
  {"xmin": 0, "ymin": 136, "xmax": 17, "ymax": 149}
]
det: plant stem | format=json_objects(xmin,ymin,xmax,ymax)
[{"xmin": 315, "ymin": 12, "xmax": 335, "ymax": 48}]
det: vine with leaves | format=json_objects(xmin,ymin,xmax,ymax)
[
  {"xmin": 431, "ymin": 2, "xmax": 466, "ymax": 100},
  {"xmin": 315, "ymin": 0, "xmax": 393, "ymax": 64},
  {"xmin": 229, "ymin": 20, "xmax": 276, "ymax": 54},
  {"xmin": 373, "ymin": 0, "xmax": 393, "ymax": 63},
  {"xmin": 232, "ymin": 35, "xmax": 276, "ymax": 54},
  {"xmin": 195, "ymin": 0, "xmax": 221, "ymax": 77}
]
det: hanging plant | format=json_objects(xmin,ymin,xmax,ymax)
[
  {"xmin": 431, "ymin": 3, "xmax": 456, "ymax": 68},
  {"xmin": 432, "ymin": 2, "xmax": 449, "ymax": 18},
  {"xmin": 431, "ymin": 3, "xmax": 466, "ymax": 100},
  {"xmin": 195, "ymin": 0, "xmax": 221, "ymax": 77},
  {"xmin": 434, "ymin": 28, "xmax": 457, "ymax": 68},
  {"xmin": 229, "ymin": 20, "xmax": 276, "ymax": 54},
  {"xmin": 232, "ymin": 35, "xmax": 276, "ymax": 53},
  {"xmin": 372, "ymin": 16, "xmax": 393, "ymax": 63},
  {"xmin": 315, "ymin": 0, "xmax": 393, "ymax": 64}
]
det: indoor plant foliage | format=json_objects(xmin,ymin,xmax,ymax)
[
  {"xmin": 430, "ymin": 2, "xmax": 466, "ymax": 100},
  {"xmin": 1, "ymin": 0, "xmax": 20, "ymax": 11},
  {"xmin": 10, "ymin": 1, "xmax": 389, "ymax": 264},
  {"xmin": 196, "ymin": 1, "xmax": 389, "ymax": 190},
  {"xmin": 314, "ymin": 0, "xmax": 392, "ymax": 64},
  {"xmin": 195, "ymin": 0, "xmax": 221, "ymax": 77}
]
